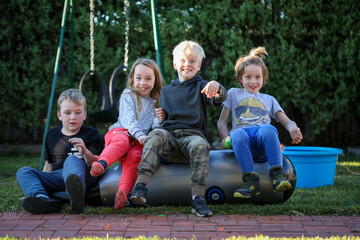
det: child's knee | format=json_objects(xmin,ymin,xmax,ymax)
[
  {"xmin": 190, "ymin": 141, "xmax": 210, "ymax": 167},
  {"xmin": 64, "ymin": 155, "xmax": 84, "ymax": 168},
  {"xmin": 189, "ymin": 138, "xmax": 210, "ymax": 156},
  {"xmin": 230, "ymin": 129, "xmax": 248, "ymax": 144},
  {"xmin": 126, "ymin": 148, "xmax": 142, "ymax": 162},
  {"xmin": 260, "ymin": 125, "xmax": 278, "ymax": 137},
  {"xmin": 146, "ymin": 129, "xmax": 167, "ymax": 146},
  {"xmin": 17, "ymin": 166, "xmax": 36, "ymax": 178}
]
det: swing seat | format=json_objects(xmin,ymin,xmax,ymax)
[
  {"xmin": 109, "ymin": 65, "xmax": 127, "ymax": 111},
  {"xmin": 78, "ymin": 66, "xmax": 127, "ymax": 123}
]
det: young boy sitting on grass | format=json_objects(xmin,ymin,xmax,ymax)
[
  {"xmin": 130, "ymin": 40, "xmax": 227, "ymax": 217},
  {"xmin": 16, "ymin": 89, "xmax": 104, "ymax": 214}
]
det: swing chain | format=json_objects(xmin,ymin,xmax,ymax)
[
  {"xmin": 89, "ymin": 0, "xmax": 128, "ymax": 70},
  {"xmin": 124, "ymin": 0, "xmax": 130, "ymax": 68},
  {"xmin": 89, "ymin": 0, "xmax": 95, "ymax": 72}
]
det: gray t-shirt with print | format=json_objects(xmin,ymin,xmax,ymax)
[{"xmin": 222, "ymin": 88, "xmax": 284, "ymax": 135}]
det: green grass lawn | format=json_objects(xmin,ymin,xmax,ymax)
[{"xmin": 1, "ymin": 154, "xmax": 359, "ymax": 216}]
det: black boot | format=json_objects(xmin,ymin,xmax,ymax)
[
  {"xmin": 269, "ymin": 165, "xmax": 292, "ymax": 192},
  {"xmin": 234, "ymin": 172, "xmax": 260, "ymax": 198},
  {"xmin": 191, "ymin": 196, "xmax": 213, "ymax": 217},
  {"xmin": 65, "ymin": 173, "xmax": 85, "ymax": 214},
  {"xmin": 20, "ymin": 196, "xmax": 63, "ymax": 214},
  {"xmin": 129, "ymin": 183, "xmax": 148, "ymax": 204}
]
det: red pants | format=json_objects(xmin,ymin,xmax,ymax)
[{"xmin": 99, "ymin": 127, "xmax": 143, "ymax": 195}]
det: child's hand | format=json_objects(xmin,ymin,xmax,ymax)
[
  {"xmin": 138, "ymin": 135, "xmax": 147, "ymax": 145},
  {"xmin": 69, "ymin": 138, "xmax": 86, "ymax": 154},
  {"xmin": 290, "ymin": 128, "xmax": 303, "ymax": 144},
  {"xmin": 156, "ymin": 108, "xmax": 165, "ymax": 121},
  {"xmin": 201, "ymin": 81, "xmax": 221, "ymax": 98},
  {"xmin": 220, "ymin": 136, "xmax": 230, "ymax": 149}
]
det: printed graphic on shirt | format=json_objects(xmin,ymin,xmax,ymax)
[
  {"xmin": 235, "ymin": 97, "xmax": 268, "ymax": 125},
  {"xmin": 67, "ymin": 147, "xmax": 83, "ymax": 159}
]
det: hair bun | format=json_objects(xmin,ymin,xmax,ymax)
[{"xmin": 249, "ymin": 47, "xmax": 268, "ymax": 59}]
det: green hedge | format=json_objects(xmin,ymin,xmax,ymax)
[{"xmin": 1, "ymin": 0, "xmax": 359, "ymax": 147}]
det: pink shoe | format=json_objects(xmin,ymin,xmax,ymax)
[
  {"xmin": 114, "ymin": 190, "xmax": 127, "ymax": 210},
  {"xmin": 90, "ymin": 162, "xmax": 105, "ymax": 177}
]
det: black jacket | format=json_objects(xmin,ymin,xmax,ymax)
[{"xmin": 160, "ymin": 75, "xmax": 227, "ymax": 137}]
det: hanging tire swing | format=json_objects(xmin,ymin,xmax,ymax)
[{"xmin": 78, "ymin": 0, "xmax": 129, "ymax": 123}]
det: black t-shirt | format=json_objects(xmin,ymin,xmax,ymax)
[{"xmin": 45, "ymin": 125, "xmax": 104, "ymax": 170}]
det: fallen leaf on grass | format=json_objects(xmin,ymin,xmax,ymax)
[{"xmin": 290, "ymin": 210, "xmax": 304, "ymax": 216}]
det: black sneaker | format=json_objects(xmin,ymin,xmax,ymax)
[
  {"xmin": 269, "ymin": 166, "xmax": 292, "ymax": 192},
  {"xmin": 272, "ymin": 175, "xmax": 292, "ymax": 192},
  {"xmin": 20, "ymin": 196, "xmax": 63, "ymax": 214},
  {"xmin": 65, "ymin": 173, "xmax": 85, "ymax": 214},
  {"xmin": 191, "ymin": 196, "xmax": 213, "ymax": 217},
  {"xmin": 129, "ymin": 183, "xmax": 148, "ymax": 204},
  {"xmin": 234, "ymin": 172, "xmax": 260, "ymax": 198}
]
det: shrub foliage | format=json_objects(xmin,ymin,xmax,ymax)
[{"xmin": 1, "ymin": 0, "xmax": 359, "ymax": 147}]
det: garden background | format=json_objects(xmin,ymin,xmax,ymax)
[{"xmin": 1, "ymin": 0, "xmax": 359, "ymax": 149}]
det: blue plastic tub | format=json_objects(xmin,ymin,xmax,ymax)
[{"xmin": 282, "ymin": 146, "xmax": 343, "ymax": 188}]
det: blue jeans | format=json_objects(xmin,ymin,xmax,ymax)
[
  {"xmin": 16, "ymin": 156, "xmax": 100, "ymax": 198},
  {"xmin": 230, "ymin": 125, "xmax": 282, "ymax": 173}
]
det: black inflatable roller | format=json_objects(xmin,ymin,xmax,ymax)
[{"xmin": 92, "ymin": 149, "xmax": 296, "ymax": 206}]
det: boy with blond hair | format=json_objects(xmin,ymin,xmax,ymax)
[
  {"xmin": 17, "ymin": 89, "xmax": 104, "ymax": 214},
  {"xmin": 130, "ymin": 40, "xmax": 227, "ymax": 217}
]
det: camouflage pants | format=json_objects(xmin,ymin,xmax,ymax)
[{"xmin": 137, "ymin": 128, "xmax": 211, "ymax": 196}]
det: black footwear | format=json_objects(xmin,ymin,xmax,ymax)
[
  {"xmin": 191, "ymin": 196, "xmax": 213, "ymax": 217},
  {"xmin": 129, "ymin": 183, "xmax": 148, "ymax": 204},
  {"xmin": 269, "ymin": 166, "xmax": 292, "ymax": 192},
  {"xmin": 234, "ymin": 172, "xmax": 260, "ymax": 198},
  {"xmin": 20, "ymin": 196, "xmax": 63, "ymax": 214},
  {"xmin": 65, "ymin": 173, "xmax": 85, "ymax": 214}
]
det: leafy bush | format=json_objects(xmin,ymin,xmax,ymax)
[{"xmin": 1, "ymin": 0, "xmax": 359, "ymax": 147}]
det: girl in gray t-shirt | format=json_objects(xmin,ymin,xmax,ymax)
[
  {"xmin": 90, "ymin": 58, "xmax": 164, "ymax": 210},
  {"xmin": 217, "ymin": 47, "xmax": 302, "ymax": 199}
]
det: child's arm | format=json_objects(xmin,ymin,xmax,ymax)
[
  {"xmin": 137, "ymin": 135, "xmax": 147, "ymax": 145},
  {"xmin": 217, "ymin": 106, "xmax": 231, "ymax": 149},
  {"xmin": 119, "ymin": 91, "xmax": 146, "ymax": 140},
  {"xmin": 42, "ymin": 161, "xmax": 53, "ymax": 172},
  {"xmin": 201, "ymin": 81, "xmax": 227, "ymax": 106},
  {"xmin": 201, "ymin": 81, "xmax": 221, "ymax": 98},
  {"xmin": 276, "ymin": 111, "xmax": 303, "ymax": 144},
  {"xmin": 156, "ymin": 108, "xmax": 165, "ymax": 121},
  {"xmin": 69, "ymin": 138, "xmax": 98, "ymax": 165},
  {"xmin": 151, "ymin": 107, "xmax": 165, "ymax": 132}
]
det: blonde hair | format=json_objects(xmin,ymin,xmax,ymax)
[
  {"xmin": 57, "ymin": 89, "xmax": 86, "ymax": 112},
  {"xmin": 126, "ymin": 58, "xmax": 163, "ymax": 116},
  {"xmin": 172, "ymin": 40, "xmax": 206, "ymax": 62},
  {"xmin": 234, "ymin": 47, "xmax": 268, "ymax": 85}
]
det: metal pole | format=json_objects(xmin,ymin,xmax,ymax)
[
  {"xmin": 150, "ymin": 0, "xmax": 165, "ymax": 82},
  {"xmin": 69, "ymin": 0, "xmax": 74, "ymax": 88},
  {"xmin": 39, "ymin": 0, "xmax": 70, "ymax": 169}
]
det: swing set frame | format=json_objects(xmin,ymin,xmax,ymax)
[{"xmin": 39, "ymin": 0, "xmax": 165, "ymax": 168}]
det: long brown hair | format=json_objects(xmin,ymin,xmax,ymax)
[
  {"xmin": 234, "ymin": 47, "xmax": 268, "ymax": 86},
  {"xmin": 126, "ymin": 58, "xmax": 163, "ymax": 116}
]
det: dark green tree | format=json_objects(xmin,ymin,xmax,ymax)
[{"xmin": 1, "ymin": 0, "xmax": 359, "ymax": 148}]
